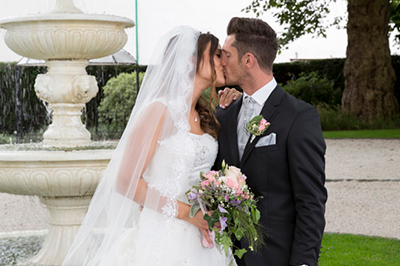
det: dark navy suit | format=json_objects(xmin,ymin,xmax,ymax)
[{"xmin": 214, "ymin": 85, "xmax": 327, "ymax": 266}]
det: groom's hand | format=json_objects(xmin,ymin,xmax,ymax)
[{"xmin": 218, "ymin": 87, "xmax": 242, "ymax": 109}]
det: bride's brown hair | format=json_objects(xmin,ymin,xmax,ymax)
[{"xmin": 196, "ymin": 33, "xmax": 221, "ymax": 140}]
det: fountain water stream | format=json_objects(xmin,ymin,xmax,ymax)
[{"xmin": 0, "ymin": 0, "xmax": 134, "ymax": 264}]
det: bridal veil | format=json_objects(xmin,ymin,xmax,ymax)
[{"xmin": 62, "ymin": 26, "xmax": 200, "ymax": 265}]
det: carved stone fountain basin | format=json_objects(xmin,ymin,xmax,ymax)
[
  {"xmin": 1, "ymin": 13, "xmax": 134, "ymax": 60},
  {"xmin": 0, "ymin": 148, "xmax": 114, "ymax": 265}
]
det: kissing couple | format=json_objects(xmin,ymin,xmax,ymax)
[{"xmin": 62, "ymin": 17, "xmax": 327, "ymax": 266}]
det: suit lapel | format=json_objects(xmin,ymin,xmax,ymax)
[
  {"xmin": 226, "ymin": 95, "xmax": 242, "ymax": 166},
  {"xmin": 240, "ymin": 85, "xmax": 284, "ymax": 167}
]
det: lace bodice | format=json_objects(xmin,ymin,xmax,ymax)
[
  {"xmin": 187, "ymin": 133, "xmax": 219, "ymax": 188},
  {"xmin": 144, "ymin": 131, "xmax": 218, "ymax": 204}
]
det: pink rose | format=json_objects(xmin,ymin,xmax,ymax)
[
  {"xmin": 204, "ymin": 171, "xmax": 218, "ymax": 181},
  {"xmin": 201, "ymin": 180, "xmax": 209, "ymax": 189},
  {"xmin": 235, "ymin": 189, "xmax": 243, "ymax": 197},
  {"xmin": 226, "ymin": 177, "xmax": 239, "ymax": 189},
  {"xmin": 214, "ymin": 181, "xmax": 221, "ymax": 186}
]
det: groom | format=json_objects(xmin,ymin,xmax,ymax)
[{"xmin": 214, "ymin": 17, "xmax": 327, "ymax": 266}]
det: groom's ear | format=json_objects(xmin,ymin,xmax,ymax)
[{"xmin": 242, "ymin": 53, "xmax": 257, "ymax": 69}]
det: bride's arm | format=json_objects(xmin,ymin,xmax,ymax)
[
  {"xmin": 115, "ymin": 102, "xmax": 167, "ymax": 201},
  {"xmin": 115, "ymin": 102, "xmax": 213, "ymax": 244}
]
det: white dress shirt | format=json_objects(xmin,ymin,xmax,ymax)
[{"xmin": 237, "ymin": 78, "xmax": 277, "ymax": 157}]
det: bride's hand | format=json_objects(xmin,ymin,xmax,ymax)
[
  {"xmin": 177, "ymin": 202, "xmax": 213, "ymax": 245},
  {"xmin": 190, "ymin": 210, "xmax": 214, "ymax": 245},
  {"xmin": 218, "ymin": 87, "xmax": 242, "ymax": 109}
]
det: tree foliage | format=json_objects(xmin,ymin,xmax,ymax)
[
  {"xmin": 243, "ymin": 0, "xmax": 338, "ymax": 47},
  {"xmin": 390, "ymin": 0, "xmax": 400, "ymax": 44},
  {"xmin": 243, "ymin": 0, "xmax": 400, "ymax": 119},
  {"xmin": 243, "ymin": 0, "xmax": 400, "ymax": 48}
]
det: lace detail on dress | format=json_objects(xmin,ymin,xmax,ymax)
[
  {"xmin": 161, "ymin": 198, "xmax": 178, "ymax": 218},
  {"xmin": 169, "ymin": 97, "xmax": 190, "ymax": 132},
  {"xmin": 191, "ymin": 133, "xmax": 218, "ymax": 168},
  {"xmin": 149, "ymin": 131, "xmax": 195, "ymax": 198}
]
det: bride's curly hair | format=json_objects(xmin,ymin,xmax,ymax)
[{"xmin": 196, "ymin": 33, "xmax": 221, "ymax": 140}]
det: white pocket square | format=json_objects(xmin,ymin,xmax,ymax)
[{"xmin": 255, "ymin": 132, "xmax": 276, "ymax": 148}]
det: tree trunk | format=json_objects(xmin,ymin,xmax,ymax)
[{"xmin": 343, "ymin": 0, "xmax": 399, "ymax": 119}]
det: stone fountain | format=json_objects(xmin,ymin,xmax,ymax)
[{"xmin": 0, "ymin": 0, "xmax": 134, "ymax": 265}]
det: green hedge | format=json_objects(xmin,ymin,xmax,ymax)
[
  {"xmin": 0, "ymin": 64, "xmax": 146, "ymax": 135},
  {"xmin": 273, "ymin": 56, "xmax": 400, "ymax": 107},
  {"xmin": 1, "ymin": 56, "xmax": 399, "ymax": 135}
]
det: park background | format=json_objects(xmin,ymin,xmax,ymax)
[{"xmin": 0, "ymin": 0, "xmax": 400, "ymax": 265}]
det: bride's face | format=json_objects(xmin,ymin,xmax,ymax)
[
  {"xmin": 198, "ymin": 42, "xmax": 225, "ymax": 88},
  {"xmin": 213, "ymin": 44, "xmax": 226, "ymax": 87}
]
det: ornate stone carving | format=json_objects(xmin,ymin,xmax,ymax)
[
  {"xmin": 0, "ymin": 168, "xmax": 103, "ymax": 196},
  {"xmin": 34, "ymin": 74, "xmax": 53, "ymax": 102},
  {"xmin": 0, "ymin": 150, "xmax": 113, "ymax": 265},
  {"xmin": 4, "ymin": 22, "xmax": 130, "ymax": 60},
  {"xmin": 71, "ymin": 75, "xmax": 98, "ymax": 103}
]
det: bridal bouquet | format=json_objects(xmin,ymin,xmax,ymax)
[{"xmin": 186, "ymin": 161, "xmax": 264, "ymax": 259}]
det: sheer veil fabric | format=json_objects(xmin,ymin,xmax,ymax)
[{"xmin": 62, "ymin": 26, "xmax": 202, "ymax": 265}]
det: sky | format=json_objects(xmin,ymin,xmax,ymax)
[{"xmin": 0, "ymin": 0, "xmax": 399, "ymax": 65}]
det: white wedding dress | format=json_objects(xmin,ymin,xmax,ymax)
[{"xmin": 100, "ymin": 132, "xmax": 236, "ymax": 266}]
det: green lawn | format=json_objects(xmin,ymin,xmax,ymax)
[
  {"xmin": 323, "ymin": 129, "xmax": 400, "ymax": 139},
  {"xmin": 320, "ymin": 233, "xmax": 400, "ymax": 266}
]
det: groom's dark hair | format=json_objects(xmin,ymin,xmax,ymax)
[{"xmin": 227, "ymin": 17, "xmax": 278, "ymax": 72}]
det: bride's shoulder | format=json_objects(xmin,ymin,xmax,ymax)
[
  {"xmin": 145, "ymin": 98, "xmax": 168, "ymax": 109},
  {"xmin": 139, "ymin": 99, "xmax": 170, "ymax": 116}
]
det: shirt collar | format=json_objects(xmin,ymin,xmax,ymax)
[{"xmin": 243, "ymin": 78, "xmax": 277, "ymax": 105}]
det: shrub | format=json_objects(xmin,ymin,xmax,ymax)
[
  {"xmin": 282, "ymin": 72, "xmax": 342, "ymax": 106},
  {"xmin": 318, "ymin": 104, "xmax": 400, "ymax": 131},
  {"xmin": 0, "ymin": 134, "xmax": 13, "ymax": 145},
  {"xmin": 97, "ymin": 72, "xmax": 144, "ymax": 133}
]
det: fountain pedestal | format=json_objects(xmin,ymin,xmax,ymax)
[
  {"xmin": 35, "ymin": 60, "xmax": 98, "ymax": 147},
  {"xmin": 32, "ymin": 197, "xmax": 92, "ymax": 265},
  {"xmin": 0, "ymin": 0, "xmax": 134, "ymax": 265}
]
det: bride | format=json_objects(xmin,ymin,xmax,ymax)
[{"xmin": 61, "ymin": 26, "xmax": 238, "ymax": 266}]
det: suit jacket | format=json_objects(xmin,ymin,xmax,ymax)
[{"xmin": 214, "ymin": 85, "xmax": 327, "ymax": 266}]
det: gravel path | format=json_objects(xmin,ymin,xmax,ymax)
[
  {"xmin": 1, "ymin": 139, "xmax": 399, "ymax": 239},
  {"xmin": 325, "ymin": 139, "xmax": 400, "ymax": 181}
]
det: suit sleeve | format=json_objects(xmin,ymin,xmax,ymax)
[
  {"xmin": 212, "ymin": 107, "xmax": 224, "ymax": 171},
  {"xmin": 287, "ymin": 106, "xmax": 327, "ymax": 266}
]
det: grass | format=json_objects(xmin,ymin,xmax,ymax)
[
  {"xmin": 323, "ymin": 129, "xmax": 400, "ymax": 139},
  {"xmin": 317, "ymin": 104, "xmax": 400, "ymax": 132},
  {"xmin": 320, "ymin": 233, "xmax": 400, "ymax": 266}
]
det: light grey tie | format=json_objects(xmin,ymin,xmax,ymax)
[{"xmin": 238, "ymin": 96, "xmax": 255, "ymax": 160}]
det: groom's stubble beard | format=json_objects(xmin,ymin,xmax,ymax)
[{"xmin": 224, "ymin": 63, "xmax": 246, "ymax": 88}]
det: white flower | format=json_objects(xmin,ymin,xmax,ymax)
[{"xmin": 224, "ymin": 166, "xmax": 242, "ymax": 179}]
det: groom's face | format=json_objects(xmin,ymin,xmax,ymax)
[{"xmin": 222, "ymin": 35, "xmax": 245, "ymax": 87}]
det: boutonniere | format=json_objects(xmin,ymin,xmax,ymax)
[{"xmin": 246, "ymin": 115, "xmax": 270, "ymax": 143}]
